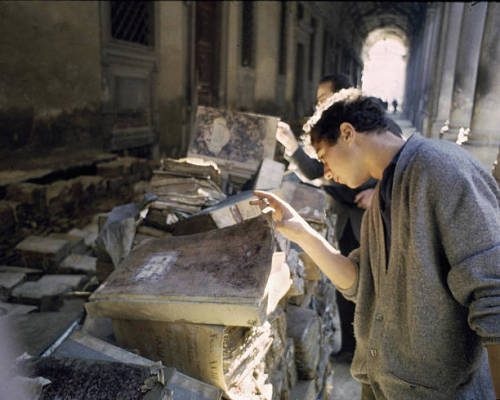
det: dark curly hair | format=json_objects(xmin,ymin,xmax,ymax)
[
  {"xmin": 309, "ymin": 88, "xmax": 389, "ymax": 145},
  {"xmin": 319, "ymin": 73, "xmax": 353, "ymax": 91}
]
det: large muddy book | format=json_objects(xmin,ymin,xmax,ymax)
[
  {"xmin": 187, "ymin": 106, "xmax": 279, "ymax": 179},
  {"xmin": 86, "ymin": 216, "xmax": 291, "ymax": 327}
]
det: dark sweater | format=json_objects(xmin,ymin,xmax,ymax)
[{"xmin": 340, "ymin": 134, "xmax": 500, "ymax": 399}]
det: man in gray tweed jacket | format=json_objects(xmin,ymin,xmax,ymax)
[{"xmin": 252, "ymin": 88, "xmax": 500, "ymax": 399}]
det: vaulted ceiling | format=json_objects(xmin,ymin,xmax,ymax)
[{"xmin": 345, "ymin": 2, "xmax": 427, "ymax": 41}]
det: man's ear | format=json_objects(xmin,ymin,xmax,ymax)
[{"xmin": 339, "ymin": 122, "xmax": 355, "ymax": 143}]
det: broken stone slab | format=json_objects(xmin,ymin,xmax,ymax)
[
  {"xmin": 87, "ymin": 216, "xmax": 290, "ymax": 327},
  {"xmin": 67, "ymin": 228, "xmax": 98, "ymax": 249},
  {"xmin": 5, "ymin": 310, "xmax": 82, "ymax": 358},
  {"xmin": 59, "ymin": 254, "xmax": 97, "ymax": 276},
  {"xmin": 0, "ymin": 301, "xmax": 37, "ymax": 316},
  {"xmin": 15, "ymin": 235, "xmax": 72, "ymax": 272},
  {"xmin": 48, "ymin": 233, "xmax": 87, "ymax": 255},
  {"xmin": 286, "ymin": 306, "xmax": 321, "ymax": 380},
  {"xmin": 0, "ymin": 265, "xmax": 44, "ymax": 278},
  {"xmin": 112, "ymin": 318, "xmax": 272, "ymax": 398},
  {"xmin": 11, "ymin": 274, "xmax": 88, "ymax": 311},
  {"xmin": 0, "ymin": 271, "xmax": 26, "ymax": 300}
]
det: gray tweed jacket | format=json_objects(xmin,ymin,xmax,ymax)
[{"xmin": 339, "ymin": 134, "xmax": 500, "ymax": 399}]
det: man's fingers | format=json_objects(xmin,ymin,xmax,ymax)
[{"xmin": 252, "ymin": 191, "xmax": 284, "ymax": 221}]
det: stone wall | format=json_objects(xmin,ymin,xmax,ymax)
[{"xmin": 0, "ymin": 1, "xmax": 103, "ymax": 158}]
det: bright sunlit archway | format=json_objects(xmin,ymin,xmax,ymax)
[{"xmin": 362, "ymin": 28, "xmax": 408, "ymax": 113}]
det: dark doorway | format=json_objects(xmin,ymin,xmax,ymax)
[{"xmin": 195, "ymin": 2, "xmax": 220, "ymax": 107}]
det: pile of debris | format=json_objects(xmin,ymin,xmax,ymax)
[
  {"xmin": 2, "ymin": 107, "xmax": 343, "ymax": 399},
  {"xmin": 0, "ymin": 154, "xmax": 153, "ymax": 265},
  {"xmin": 144, "ymin": 158, "xmax": 226, "ymax": 230}
]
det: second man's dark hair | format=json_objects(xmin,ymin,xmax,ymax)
[{"xmin": 319, "ymin": 73, "xmax": 353, "ymax": 91}]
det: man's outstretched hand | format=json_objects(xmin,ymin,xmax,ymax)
[{"xmin": 250, "ymin": 190, "xmax": 311, "ymax": 244}]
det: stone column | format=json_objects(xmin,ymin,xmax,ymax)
[
  {"xmin": 417, "ymin": 3, "xmax": 442, "ymax": 136},
  {"xmin": 254, "ymin": 2, "xmax": 280, "ymax": 114},
  {"xmin": 430, "ymin": 3, "xmax": 464, "ymax": 139},
  {"xmin": 225, "ymin": 2, "xmax": 240, "ymax": 110},
  {"xmin": 466, "ymin": 3, "xmax": 500, "ymax": 170},
  {"xmin": 448, "ymin": 2, "xmax": 488, "ymax": 134},
  {"xmin": 405, "ymin": 22, "xmax": 426, "ymax": 126}
]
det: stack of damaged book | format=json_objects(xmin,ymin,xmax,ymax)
[{"xmin": 145, "ymin": 158, "xmax": 226, "ymax": 231}]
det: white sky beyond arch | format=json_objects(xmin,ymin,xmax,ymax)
[{"xmin": 362, "ymin": 28, "xmax": 408, "ymax": 111}]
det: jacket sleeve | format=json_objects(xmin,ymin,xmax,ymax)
[
  {"xmin": 289, "ymin": 146, "xmax": 324, "ymax": 180},
  {"xmin": 429, "ymin": 151, "xmax": 500, "ymax": 345}
]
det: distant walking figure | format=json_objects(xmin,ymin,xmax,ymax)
[{"xmin": 392, "ymin": 99, "xmax": 398, "ymax": 113}]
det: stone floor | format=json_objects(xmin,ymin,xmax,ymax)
[{"xmin": 329, "ymin": 351, "xmax": 361, "ymax": 399}]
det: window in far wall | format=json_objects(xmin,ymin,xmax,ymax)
[
  {"xmin": 241, "ymin": 1, "xmax": 254, "ymax": 67},
  {"xmin": 308, "ymin": 18, "xmax": 316, "ymax": 81},
  {"xmin": 110, "ymin": 1, "xmax": 154, "ymax": 47},
  {"xmin": 278, "ymin": 1, "xmax": 287, "ymax": 75}
]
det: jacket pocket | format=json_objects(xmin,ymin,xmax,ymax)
[{"xmin": 379, "ymin": 372, "xmax": 449, "ymax": 400}]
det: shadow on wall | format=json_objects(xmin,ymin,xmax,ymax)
[{"xmin": 0, "ymin": 106, "xmax": 108, "ymax": 158}]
